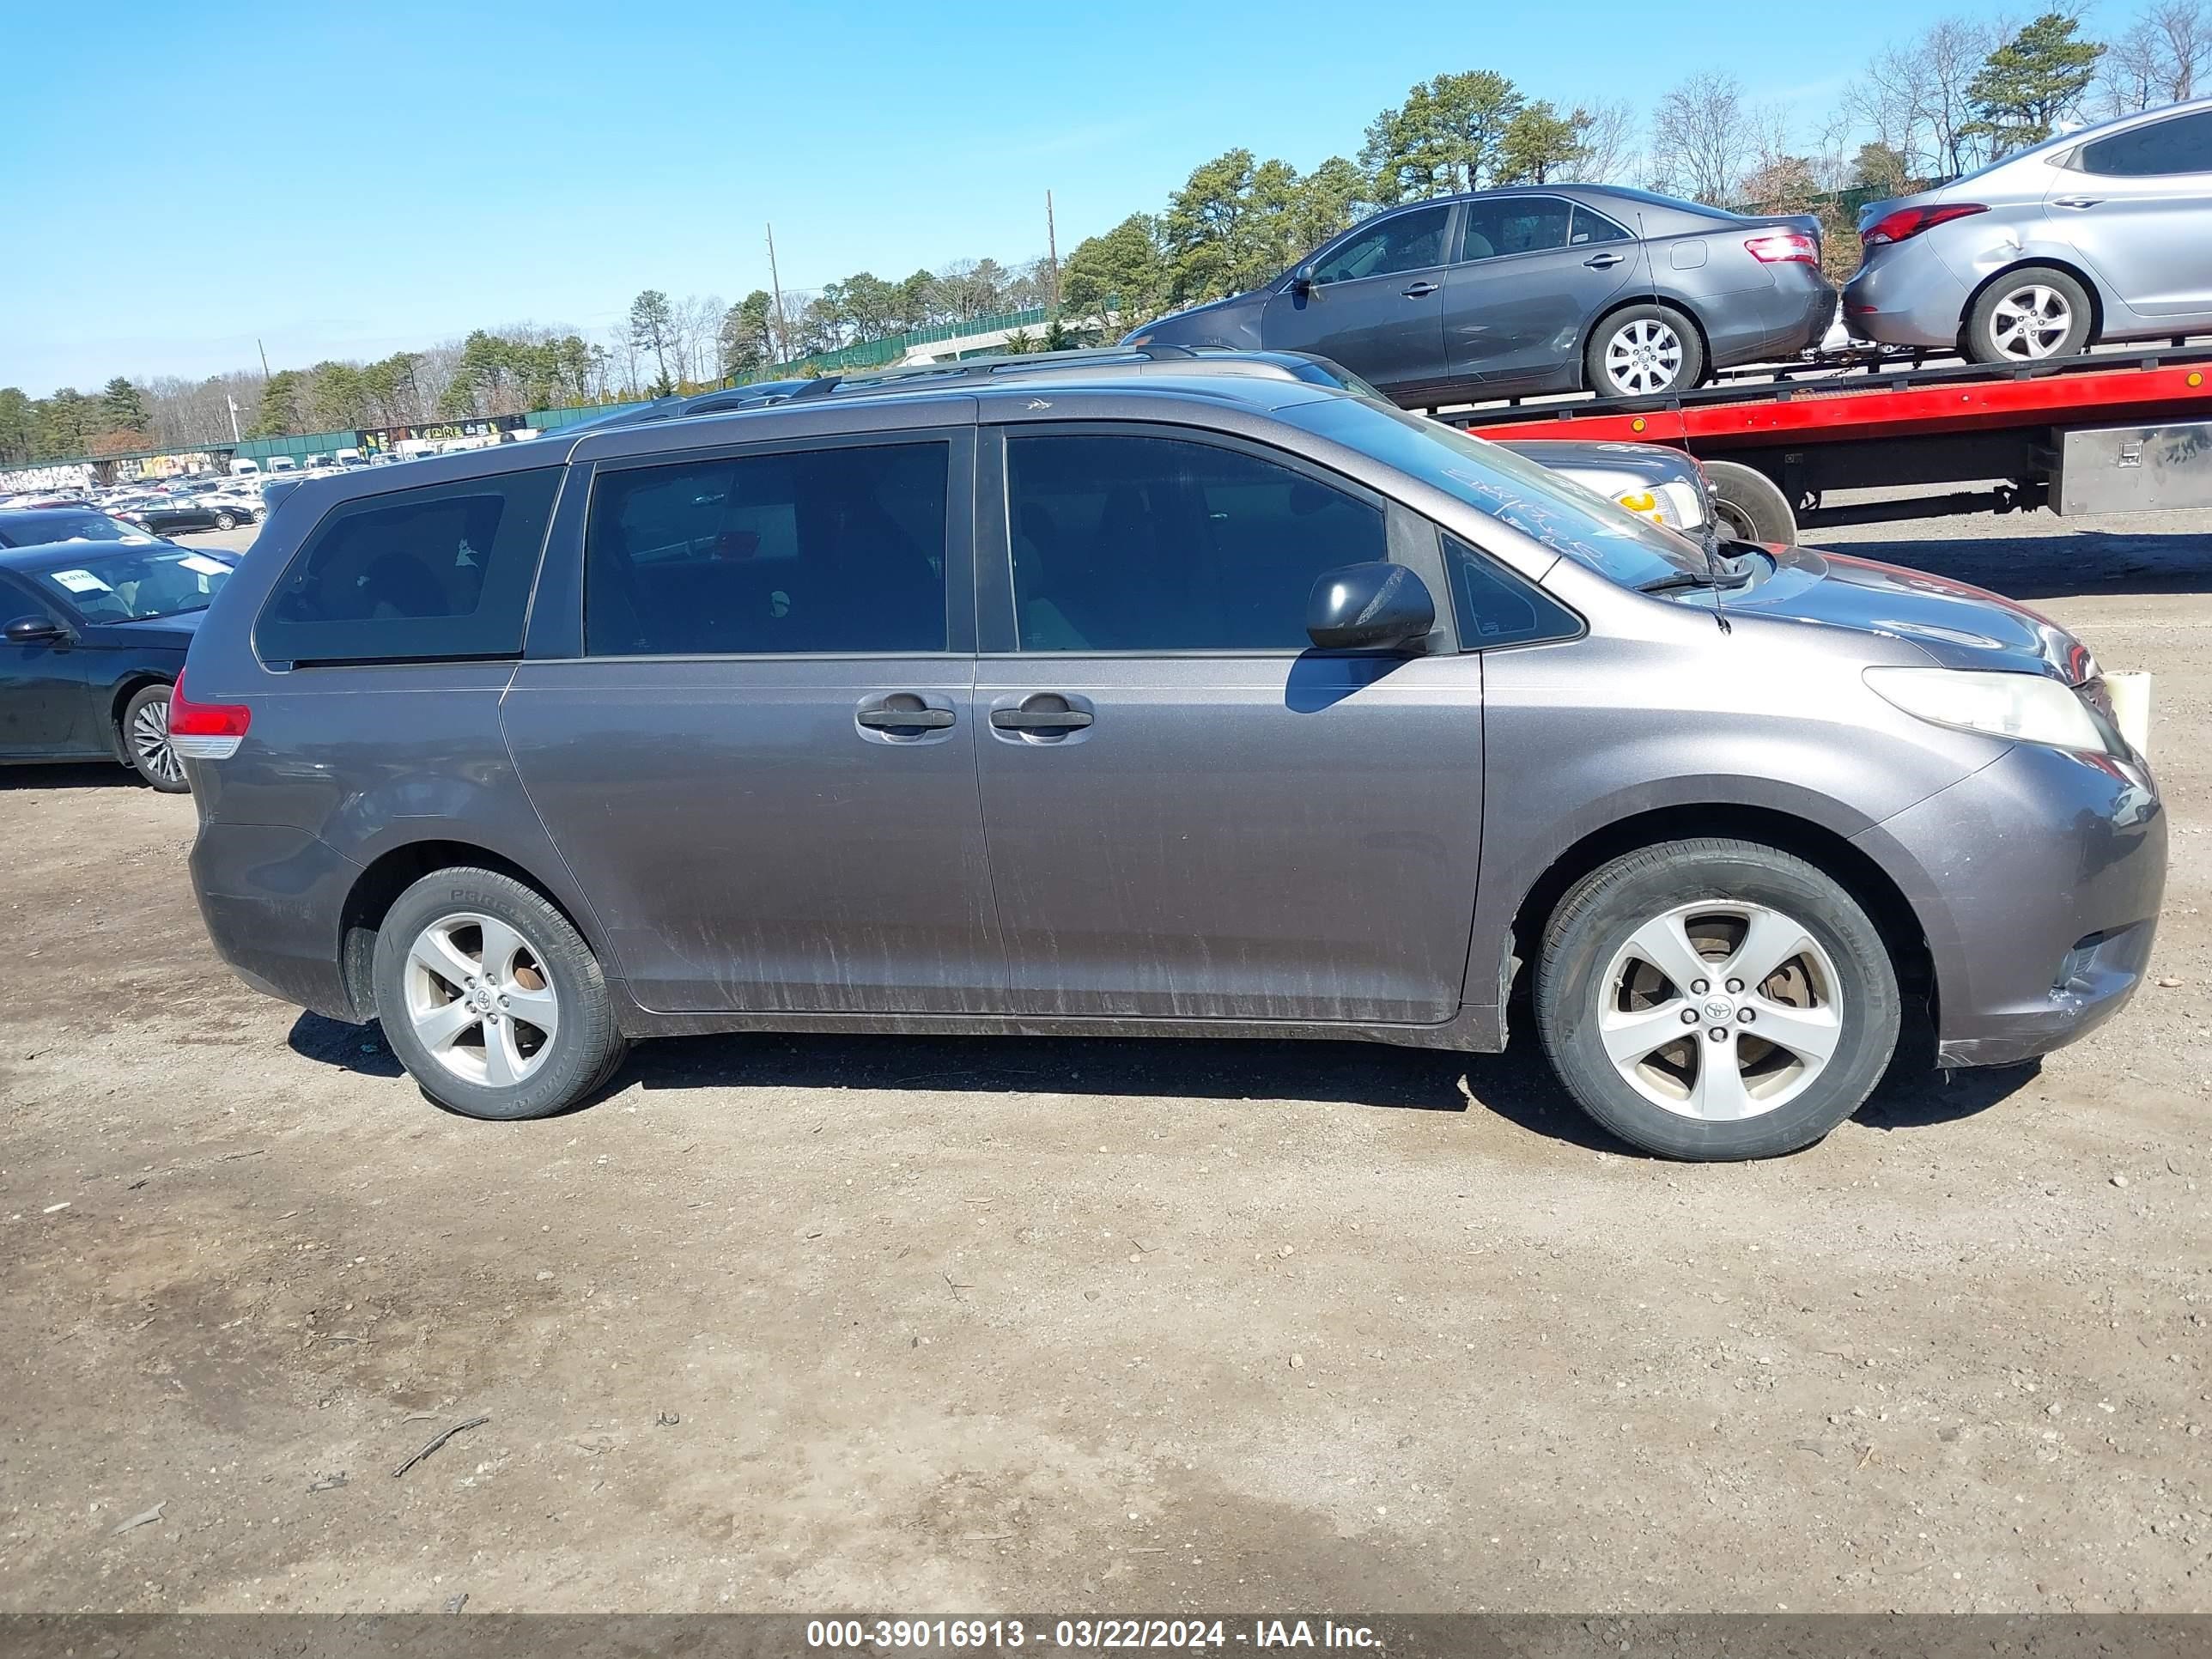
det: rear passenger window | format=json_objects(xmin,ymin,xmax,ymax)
[
  {"xmin": 256, "ymin": 469, "xmax": 561, "ymax": 665},
  {"xmin": 1571, "ymin": 207, "xmax": 1632, "ymax": 246},
  {"xmin": 1442, "ymin": 532, "xmax": 1581, "ymax": 648},
  {"xmin": 2078, "ymin": 110, "xmax": 2212, "ymax": 176},
  {"xmin": 1007, "ymin": 434, "xmax": 1384, "ymax": 652},
  {"xmin": 586, "ymin": 441, "xmax": 948, "ymax": 656}
]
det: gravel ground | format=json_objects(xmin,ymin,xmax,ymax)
[{"xmin": 0, "ymin": 508, "xmax": 2207, "ymax": 1615}]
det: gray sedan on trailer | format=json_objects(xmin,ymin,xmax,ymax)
[{"xmin": 1127, "ymin": 185, "xmax": 1838, "ymax": 406}]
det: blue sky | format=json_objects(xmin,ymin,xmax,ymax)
[{"xmin": 3, "ymin": 0, "xmax": 1972, "ymax": 390}]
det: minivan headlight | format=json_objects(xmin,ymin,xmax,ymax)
[{"xmin": 1864, "ymin": 666, "xmax": 2110, "ymax": 752}]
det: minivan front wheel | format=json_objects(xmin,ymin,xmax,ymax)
[
  {"xmin": 372, "ymin": 867, "xmax": 629, "ymax": 1121},
  {"xmin": 1534, "ymin": 839, "xmax": 1899, "ymax": 1160}
]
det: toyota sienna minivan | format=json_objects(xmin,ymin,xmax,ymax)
[{"xmin": 177, "ymin": 351, "xmax": 2166, "ymax": 1160}]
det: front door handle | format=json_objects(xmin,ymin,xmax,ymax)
[
  {"xmin": 857, "ymin": 701, "xmax": 955, "ymax": 732},
  {"xmin": 2053, "ymin": 197, "xmax": 2103, "ymax": 210},
  {"xmin": 1584, "ymin": 252, "xmax": 1626, "ymax": 268},
  {"xmin": 990, "ymin": 707, "xmax": 1093, "ymax": 732},
  {"xmin": 1401, "ymin": 280, "xmax": 1440, "ymax": 298}
]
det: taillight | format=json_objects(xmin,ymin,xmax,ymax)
[
  {"xmin": 167, "ymin": 671, "xmax": 251, "ymax": 761},
  {"xmin": 1744, "ymin": 230, "xmax": 1819, "ymax": 264},
  {"xmin": 1862, "ymin": 203, "xmax": 1989, "ymax": 247}
]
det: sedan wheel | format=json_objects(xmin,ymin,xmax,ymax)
[
  {"xmin": 1604, "ymin": 319, "xmax": 1684, "ymax": 395},
  {"xmin": 214, "ymin": 511, "xmax": 237, "ymax": 530},
  {"xmin": 122, "ymin": 683, "xmax": 189, "ymax": 793},
  {"xmin": 1988, "ymin": 284, "xmax": 2075, "ymax": 360}
]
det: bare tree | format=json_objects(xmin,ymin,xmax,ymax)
[
  {"xmin": 1561, "ymin": 99, "xmax": 1639, "ymax": 184},
  {"xmin": 1923, "ymin": 14, "xmax": 2007, "ymax": 178},
  {"xmin": 1648, "ymin": 72, "xmax": 1753, "ymax": 204},
  {"xmin": 2103, "ymin": 0, "xmax": 2212, "ymax": 111},
  {"xmin": 1846, "ymin": 41, "xmax": 1937, "ymax": 177}
]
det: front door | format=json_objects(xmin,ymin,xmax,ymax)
[
  {"xmin": 2051, "ymin": 108, "xmax": 2212, "ymax": 320},
  {"xmin": 1261, "ymin": 202, "xmax": 1456, "ymax": 400},
  {"xmin": 975, "ymin": 425, "xmax": 1485, "ymax": 1024},
  {"xmin": 0, "ymin": 574, "xmax": 89, "ymax": 756},
  {"xmin": 504, "ymin": 432, "xmax": 1006, "ymax": 1015},
  {"xmin": 1442, "ymin": 197, "xmax": 1641, "ymax": 389}
]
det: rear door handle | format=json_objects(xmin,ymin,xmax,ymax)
[
  {"xmin": 1584, "ymin": 252, "xmax": 1626, "ymax": 268},
  {"xmin": 856, "ymin": 699, "xmax": 955, "ymax": 732},
  {"xmin": 990, "ymin": 708, "xmax": 1093, "ymax": 732},
  {"xmin": 2053, "ymin": 197, "xmax": 2103, "ymax": 210},
  {"xmin": 1401, "ymin": 280, "xmax": 1440, "ymax": 298}
]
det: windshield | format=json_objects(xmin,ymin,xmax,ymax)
[
  {"xmin": 1297, "ymin": 397, "xmax": 1710, "ymax": 586},
  {"xmin": 30, "ymin": 547, "xmax": 235, "ymax": 622},
  {"xmin": 0, "ymin": 511, "xmax": 158, "ymax": 549}
]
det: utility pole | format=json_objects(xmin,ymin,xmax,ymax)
[
  {"xmin": 765, "ymin": 223, "xmax": 789, "ymax": 364},
  {"xmin": 226, "ymin": 394, "xmax": 241, "ymax": 442},
  {"xmin": 1045, "ymin": 190, "xmax": 1060, "ymax": 316},
  {"xmin": 256, "ymin": 338, "xmax": 271, "ymax": 380}
]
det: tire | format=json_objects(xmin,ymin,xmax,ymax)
[
  {"xmin": 372, "ymin": 866, "xmax": 629, "ymax": 1121},
  {"xmin": 214, "ymin": 511, "xmax": 237, "ymax": 531},
  {"xmin": 120, "ymin": 682, "xmax": 188, "ymax": 793},
  {"xmin": 1700, "ymin": 459, "xmax": 1797, "ymax": 545},
  {"xmin": 1964, "ymin": 265, "xmax": 2093, "ymax": 364},
  {"xmin": 1584, "ymin": 304, "xmax": 1705, "ymax": 398},
  {"xmin": 1534, "ymin": 838, "xmax": 1900, "ymax": 1161}
]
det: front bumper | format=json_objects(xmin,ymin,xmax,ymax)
[
  {"xmin": 1841, "ymin": 241, "xmax": 1972, "ymax": 349},
  {"xmin": 1852, "ymin": 739, "xmax": 2166, "ymax": 1068}
]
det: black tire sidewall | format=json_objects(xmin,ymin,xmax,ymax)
[
  {"xmin": 1586, "ymin": 305, "xmax": 1705, "ymax": 398},
  {"xmin": 122, "ymin": 683, "xmax": 188, "ymax": 793},
  {"xmin": 372, "ymin": 868, "xmax": 624, "ymax": 1121},
  {"xmin": 1967, "ymin": 265, "xmax": 2093, "ymax": 363},
  {"xmin": 1535, "ymin": 842, "xmax": 1900, "ymax": 1160}
]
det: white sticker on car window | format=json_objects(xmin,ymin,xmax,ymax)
[
  {"xmin": 51, "ymin": 568, "xmax": 112, "ymax": 593},
  {"xmin": 178, "ymin": 554, "xmax": 230, "ymax": 576}
]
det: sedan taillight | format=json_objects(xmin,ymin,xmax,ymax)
[
  {"xmin": 168, "ymin": 671, "xmax": 252, "ymax": 761},
  {"xmin": 1862, "ymin": 203, "xmax": 1989, "ymax": 247},
  {"xmin": 1744, "ymin": 230, "xmax": 1819, "ymax": 264}
]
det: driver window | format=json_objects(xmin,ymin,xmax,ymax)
[{"xmin": 1310, "ymin": 205, "xmax": 1454, "ymax": 284}]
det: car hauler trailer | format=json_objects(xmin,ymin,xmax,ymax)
[{"xmin": 1440, "ymin": 345, "xmax": 2212, "ymax": 544}]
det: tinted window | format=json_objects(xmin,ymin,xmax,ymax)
[
  {"xmin": 1571, "ymin": 206, "xmax": 1632, "ymax": 246},
  {"xmin": 2079, "ymin": 111, "xmax": 2212, "ymax": 176},
  {"xmin": 1311, "ymin": 204, "xmax": 1453, "ymax": 283},
  {"xmin": 1457, "ymin": 198, "xmax": 1572, "ymax": 262},
  {"xmin": 256, "ymin": 468, "xmax": 561, "ymax": 665},
  {"xmin": 31, "ymin": 546, "xmax": 234, "ymax": 623},
  {"xmin": 1007, "ymin": 434, "xmax": 1384, "ymax": 652},
  {"xmin": 586, "ymin": 441, "xmax": 948, "ymax": 656},
  {"xmin": 1442, "ymin": 533, "xmax": 1580, "ymax": 648}
]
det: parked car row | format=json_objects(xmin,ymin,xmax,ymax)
[{"xmin": 1126, "ymin": 96, "xmax": 2212, "ymax": 408}]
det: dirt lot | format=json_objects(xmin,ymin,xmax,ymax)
[{"xmin": 1, "ymin": 509, "xmax": 2208, "ymax": 1616}]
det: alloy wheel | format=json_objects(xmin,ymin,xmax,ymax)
[
  {"xmin": 1595, "ymin": 900, "xmax": 1843, "ymax": 1121},
  {"xmin": 130, "ymin": 696, "xmax": 184, "ymax": 787},
  {"xmin": 403, "ymin": 913, "xmax": 561, "ymax": 1089},
  {"xmin": 1989, "ymin": 284, "xmax": 2074, "ymax": 359},
  {"xmin": 1603, "ymin": 319, "xmax": 1685, "ymax": 395}
]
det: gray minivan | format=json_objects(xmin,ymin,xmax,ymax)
[{"xmin": 177, "ymin": 355, "xmax": 2165, "ymax": 1159}]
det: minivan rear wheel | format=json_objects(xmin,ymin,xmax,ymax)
[
  {"xmin": 372, "ymin": 867, "xmax": 629, "ymax": 1121},
  {"xmin": 1534, "ymin": 838, "xmax": 1899, "ymax": 1160}
]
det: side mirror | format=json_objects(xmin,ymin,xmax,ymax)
[
  {"xmin": 3, "ymin": 615, "xmax": 66, "ymax": 646},
  {"xmin": 1290, "ymin": 264, "xmax": 1316, "ymax": 296},
  {"xmin": 1305, "ymin": 562, "xmax": 1435, "ymax": 652}
]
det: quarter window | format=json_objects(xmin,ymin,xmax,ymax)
[
  {"xmin": 1310, "ymin": 204, "xmax": 1454, "ymax": 283},
  {"xmin": 255, "ymin": 468, "xmax": 561, "ymax": 665},
  {"xmin": 1442, "ymin": 532, "xmax": 1581, "ymax": 648},
  {"xmin": 1570, "ymin": 206, "xmax": 1633, "ymax": 246},
  {"xmin": 1457, "ymin": 198, "xmax": 1573, "ymax": 262},
  {"xmin": 1006, "ymin": 434, "xmax": 1385, "ymax": 652},
  {"xmin": 585, "ymin": 441, "xmax": 949, "ymax": 656},
  {"xmin": 2077, "ymin": 110, "xmax": 2212, "ymax": 175}
]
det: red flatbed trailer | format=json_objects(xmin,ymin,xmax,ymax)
[{"xmin": 1438, "ymin": 345, "xmax": 2212, "ymax": 542}]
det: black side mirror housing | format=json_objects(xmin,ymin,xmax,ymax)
[
  {"xmin": 3, "ymin": 615, "xmax": 66, "ymax": 645},
  {"xmin": 1305, "ymin": 562, "xmax": 1434, "ymax": 652}
]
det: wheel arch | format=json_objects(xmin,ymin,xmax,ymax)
[
  {"xmin": 1961, "ymin": 255, "xmax": 2106, "ymax": 349},
  {"xmin": 106, "ymin": 672, "xmax": 176, "ymax": 763},
  {"xmin": 1500, "ymin": 801, "xmax": 1935, "ymax": 1021},
  {"xmin": 336, "ymin": 838, "xmax": 599, "ymax": 1020}
]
